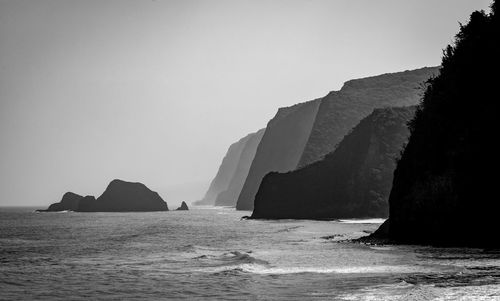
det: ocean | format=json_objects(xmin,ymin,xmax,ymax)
[{"xmin": 1, "ymin": 207, "xmax": 499, "ymax": 300}]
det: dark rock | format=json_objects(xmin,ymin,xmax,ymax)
[
  {"xmin": 37, "ymin": 192, "xmax": 83, "ymax": 212},
  {"xmin": 176, "ymin": 201, "xmax": 189, "ymax": 211},
  {"xmin": 251, "ymin": 107, "xmax": 415, "ymax": 220},
  {"xmin": 237, "ymin": 67, "xmax": 438, "ymax": 211},
  {"xmin": 236, "ymin": 99, "xmax": 322, "ymax": 210},
  {"xmin": 214, "ymin": 129, "xmax": 265, "ymax": 207},
  {"xmin": 375, "ymin": 4, "xmax": 500, "ymax": 248},
  {"xmin": 77, "ymin": 179, "xmax": 168, "ymax": 212}
]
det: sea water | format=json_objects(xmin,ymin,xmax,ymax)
[{"xmin": 1, "ymin": 207, "xmax": 499, "ymax": 300}]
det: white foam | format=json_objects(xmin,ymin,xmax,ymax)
[
  {"xmin": 199, "ymin": 263, "xmax": 422, "ymax": 275},
  {"xmin": 338, "ymin": 218, "xmax": 386, "ymax": 224}
]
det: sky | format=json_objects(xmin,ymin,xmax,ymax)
[{"xmin": 0, "ymin": 0, "xmax": 493, "ymax": 207}]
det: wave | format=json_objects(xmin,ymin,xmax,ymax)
[
  {"xmin": 199, "ymin": 263, "xmax": 425, "ymax": 275},
  {"xmin": 194, "ymin": 250, "xmax": 268, "ymax": 265},
  {"xmin": 338, "ymin": 218, "xmax": 386, "ymax": 224}
]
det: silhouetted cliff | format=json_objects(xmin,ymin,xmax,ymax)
[
  {"xmin": 37, "ymin": 192, "xmax": 83, "ymax": 212},
  {"xmin": 298, "ymin": 67, "xmax": 438, "ymax": 168},
  {"xmin": 194, "ymin": 134, "xmax": 252, "ymax": 205},
  {"xmin": 236, "ymin": 99, "xmax": 321, "ymax": 210},
  {"xmin": 77, "ymin": 179, "xmax": 168, "ymax": 212},
  {"xmin": 369, "ymin": 2, "xmax": 500, "ymax": 248},
  {"xmin": 237, "ymin": 67, "xmax": 438, "ymax": 211},
  {"xmin": 215, "ymin": 129, "xmax": 265, "ymax": 207},
  {"xmin": 251, "ymin": 107, "xmax": 415, "ymax": 219}
]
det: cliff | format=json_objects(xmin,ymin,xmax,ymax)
[
  {"xmin": 237, "ymin": 67, "xmax": 438, "ymax": 211},
  {"xmin": 368, "ymin": 3, "xmax": 500, "ymax": 247},
  {"xmin": 194, "ymin": 133, "xmax": 252, "ymax": 205},
  {"xmin": 37, "ymin": 192, "xmax": 83, "ymax": 212},
  {"xmin": 214, "ymin": 129, "xmax": 265, "ymax": 206},
  {"xmin": 77, "ymin": 179, "xmax": 168, "ymax": 212},
  {"xmin": 251, "ymin": 107, "xmax": 415, "ymax": 219},
  {"xmin": 236, "ymin": 99, "xmax": 322, "ymax": 210},
  {"xmin": 298, "ymin": 67, "xmax": 439, "ymax": 168}
]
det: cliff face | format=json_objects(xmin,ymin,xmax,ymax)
[
  {"xmin": 251, "ymin": 107, "xmax": 415, "ymax": 219},
  {"xmin": 37, "ymin": 192, "xmax": 83, "ymax": 212},
  {"xmin": 77, "ymin": 179, "xmax": 168, "ymax": 212},
  {"xmin": 297, "ymin": 67, "xmax": 439, "ymax": 168},
  {"xmin": 375, "ymin": 4, "xmax": 500, "ymax": 248},
  {"xmin": 236, "ymin": 99, "xmax": 322, "ymax": 210},
  {"xmin": 236, "ymin": 67, "xmax": 438, "ymax": 211},
  {"xmin": 214, "ymin": 129, "xmax": 265, "ymax": 207},
  {"xmin": 194, "ymin": 134, "xmax": 252, "ymax": 205}
]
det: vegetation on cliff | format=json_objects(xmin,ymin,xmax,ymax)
[{"xmin": 376, "ymin": 1, "xmax": 499, "ymax": 247}]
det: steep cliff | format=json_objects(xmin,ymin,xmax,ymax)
[
  {"xmin": 298, "ymin": 67, "xmax": 439, "ymax": 168},
  {"xmin": 237, "ymin": 67, "xmax": 438, "ymax": 211},
  {"xmin": 214, "ymin": 129, "xmax": 265, "ymax": 207},
  {"xmin": 194, "ymin": 134, "xmax": 252, "ymax": 205},
  {"xmin": 37, "ymin": 192, "xmax": 83, "ymax": 212},
  {"xmin": 236, "ymin": 99, "xmax": 322, "ymax": 210},
  {"xmin": 77, "ymin": 179, "xmax": 168, "ymax": 212},
  {"xmin": 370, "ymin": 3, "xmax": 500, "ymax": 248},
  {"xmin": 251, "ymin": 107, "xmax": 415, "ymax": 219}
]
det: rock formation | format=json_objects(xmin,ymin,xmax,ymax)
[
  {"xmin": 176, "ymin": 201, "xmax": 189, "ymax": 211},
  {"xmin": 39, "ymin": 179, "xmax": 169, "ymax": 212},
  {"xmin": 77, "ymin": 179, "xmax": 168, "ymax": 212},
  {"xmin": 237, "ymin": 67, "xmax": 438, "ymax": 210},
  {"xmin": 251, "ymin": 106, "xmax": 415, "ymax": 219},
  {"xmin": 194, "ymin": 133, "xmax": 253, "ymax": 205},
  {"xmin": 214, "ymin": 129, "xmax": 265, "ymax": 206},
  {"xmin": 36, "ymin": 192, "xmax": 83, "ymax": 212},
  {"xmin": 367, "ymin": 3, "xmax": 500, "ymax": 248}
]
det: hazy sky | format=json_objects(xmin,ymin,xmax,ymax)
[{"xmin": 0, "ymin": 0, "xmax": 492, "ymax": 207}]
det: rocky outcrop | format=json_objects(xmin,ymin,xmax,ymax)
[
  {"xmin": 214, "ymin": 129, "xmax": 265, "ymax": 207},
  {"xmin": 251, "ymin": 107, "xmax": 415, "ymax": 219},
  {"xmin": 236, "ymin": 99, "xmax": 322, "ymax": 210},
  {"xmin": 77, "ymin": 179, "xmax": 168, "ymax": 212},
  {"xmin": 37, "ymin": 192, "xmax": 83, "ymax": 212},
  {"xmin": 237, "ymin": 67, "xmax": 438, "ymax": 211},
  {"xmin": 194, "ymin": 133, "xmax": 253, "ymax": 205},
  {"xmin": 176, "ymin": 201, "xmax": 189, "ymax": 211},
  {"xmin": 368, "ymin": 4, "xmax": 500, "ymax": 248}
]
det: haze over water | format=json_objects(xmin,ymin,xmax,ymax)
[
  {"xmin": 1, "ymin": 207, "xmax": 499, "ymax": 300},
  {"xmin": 0, "ymin": 0, "xmax": 493, "ymax": 207}
]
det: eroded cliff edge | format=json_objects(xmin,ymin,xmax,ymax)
[
  {"xmin": 215, "ymin": 129, "xmax": 265, "ymax": 207},
  {"xmin": 194, "ymin": 134, "xmax": 252, "ymax": 205},
  {"xmin": 251, "ymin": 106, "xmax": 415, "ymax": 219},
  {"xmin": 237, "ymin": 67, "xmax": 438, "ymax": 211},
  {"xmin": 236, "ymin": 99, "xmax": 321, "ymax": 210}
]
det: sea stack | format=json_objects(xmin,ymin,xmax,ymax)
[
  {"xmin": 36, "ymin": 192, "xmax": 83, "ymax": 212},
  {"xmin": 176, "ymin": 201, "xmax": 189, "ymax": 211},
  {"xmin": 38, "ymin": 179, "xmax": 169, "ymax": 212},
  {"xmin": 77, "ymin": 180, "xmax": 168, "ymax": 212}
]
